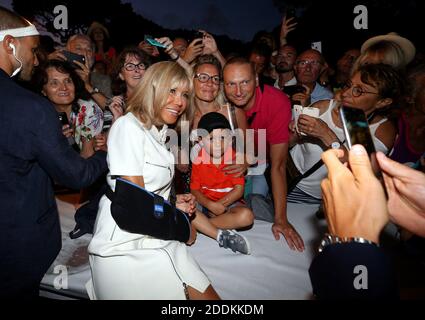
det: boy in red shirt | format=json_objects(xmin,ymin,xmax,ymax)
[{"xmin": 190, "ymin": 113, "xmax": 254, "ymax": 254}]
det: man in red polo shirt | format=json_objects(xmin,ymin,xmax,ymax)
[{"xmin": 223, "ymin": 57, "xmax": 304, "ymax": 252}]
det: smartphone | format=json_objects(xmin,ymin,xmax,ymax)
[
  {"xmin": 311, "ymin": 41, "xmax": 322, "ymax": 53},
  {"xmin": 62, "ymin": 50, "xmax": 85, "ymax": 68},
  {"xmin": 283, "ymin": 85, "xmax": 306, "ymax": 97},
  {"xmin": 339, "ymin": 106, "xmax": 386, "ymax": 189},
  {"xmin": 58, "ymin": 112, "xmax": 78, "ymax": 148},
  {"xmin": 58, "ymin": 112, "xmax": 69, "ymax": 126},
  {"xmin": 144, "ymin": 35, "xmax": 166, "ymax": 48},
  {"xmin": 193, "ymin": 31, "xmax": 204, "ymax": 40}
]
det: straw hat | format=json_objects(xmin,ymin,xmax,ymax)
[
  {"xmin": 87, "ymin": 21, "xmax": 110, "ymax": 38},
  {"xmin": 361, "ymin": 32, "xmax": 416, "ymax": 65}
]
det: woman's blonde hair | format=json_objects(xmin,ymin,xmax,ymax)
[{"xmin": 126, "ymin": 61, "xmax": 194, "ymax": 130}]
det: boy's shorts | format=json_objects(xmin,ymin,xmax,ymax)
[{"xmin": 196, "ymin": 200, "xmax": 246, "ymax": 218}]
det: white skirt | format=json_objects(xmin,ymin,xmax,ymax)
[{"xmin": 87, "ymin": 196, "xmax": 210, "ymax": 300}]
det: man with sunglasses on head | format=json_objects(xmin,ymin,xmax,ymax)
[
  {"xmin": 0, "ymin": 6, "xmax": 107, "ymax": 298},
  {"xmin": 293, "ymin": 49, "xmax": 334, "ymax": 107}
]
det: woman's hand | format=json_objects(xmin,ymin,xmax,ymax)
[
  {"xmin": 156, "ymin": 37, "xmax": 180, "ymax": 60},
  {"xmin": 200, "ymin": 31, "xmax": 218, "ymax": 55},
  {"xmin": 62, "ymin": 124, "xmax": 74, "ymax": 138},
  {"xmin": 80, "ymin": 136, "xmax": 95, "ymax": 159},
  {"xmin": 94, "ymin": 133, "xmax": 107, "ymax": 152},
  {"xmin": 297, "ymin": 114, "xmax": 331, "ymax": 142},
  {"xmin": 108, "ymin": 96, "xmax": 124, "ymax": 122},
  {"xmin": 176, "ymin": 194, "xmax": 197, "ymax": 215},
  {"xmin": 182, "ymin": 38, "xmax": 204, "ymax": 64},
  {"xmin": 138, "ymin": 40, "xmax": 160, "ymax": 57},
  {"xmin": 321, "ymin": 145, "xmax": 388, "ymax": 243}
]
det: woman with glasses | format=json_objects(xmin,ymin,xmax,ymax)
[
  {"xmin": 33, "ymin": 59, "xmax": 105, "ymax": 158},
  {"xmin": 109, "ymin": 47, "xmax": 151, "ymax": 111},
  {"xmin": 287, "ymin": 63, "xmax": 404, "ymax": 204},
  {"xmin": 108, "ymin": 47, "xmax": 152, "ymax": 115},
  {"xmin": 176, "ymin": 55, "xmax": 248, "ymax": 191}
]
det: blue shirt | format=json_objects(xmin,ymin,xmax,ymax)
[{"xmin": 311, "ymin": 82, "xmax": 334, "ymax": 104}]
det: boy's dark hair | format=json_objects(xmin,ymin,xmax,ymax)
[{"xmin": 198, "ymin": 112, "xmax": 231, "ymax": 133}]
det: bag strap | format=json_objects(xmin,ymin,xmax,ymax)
[{"xmin": 288, "ymin": 139, "xmax": 346, "ymax": 189}]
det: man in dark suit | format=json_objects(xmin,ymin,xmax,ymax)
[{"xmin": 0, "ymin": 7, "xmax": 107, "ymax": 298}]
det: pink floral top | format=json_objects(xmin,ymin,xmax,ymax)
[{"xmin": 70, "ymin": 99, "xmax": 104, "ymax": 149}]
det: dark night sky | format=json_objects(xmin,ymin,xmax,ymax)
[
  {"xmin": 123, "ymin": 0, "xmax": 282, "ymax": 42},
  {"xmin": 0, "ymin": 0, "xmax": 283, "ymax": 42}
]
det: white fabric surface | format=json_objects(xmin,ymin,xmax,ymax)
[{"xmin": 41, "ymin": 198, "xmax": 326, "ymax": 300}]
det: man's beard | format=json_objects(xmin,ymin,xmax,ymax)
[{"xmin": 276, "ymin": 63, "xmax": 293, "ymax": 74}]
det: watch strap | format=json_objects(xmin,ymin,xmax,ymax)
[{"xmin": 318, "ymin": 233, "xmax": 379, "ymax": 253}]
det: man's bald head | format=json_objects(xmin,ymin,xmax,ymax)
[{"xmin": 0, "ymin": 6, "xmax": 31, "ymax": 31}]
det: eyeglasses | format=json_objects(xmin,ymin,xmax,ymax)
[
  {"xmin": 343, "ymin": 81, "xmax": 379, "ymax": 98},
  {"xmin": 124, "ymin": 62, "xmax": 146, "ymax": 72},
  {"xmin": 194, "ymin": 73, "xmax": 221, "ymax": 85},
  {"xmin": 296, "ymin": 60, "xmax": 322, "ymax": 68}
]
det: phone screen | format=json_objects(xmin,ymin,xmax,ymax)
[
  {"xmin": 339, "ymin": 106, "xmax": 385, "ymax": 191},
  {"xmin": 144, "ymin": 35, "xmax": 166, "ymax": 48},
  {"xmin": 58, "ymin": 112, "xmax": 69, "ymax": 126}
]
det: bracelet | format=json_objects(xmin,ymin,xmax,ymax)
[{"xmin": 318, "ymin": 233, "xmax": 379, "ymax": 253}]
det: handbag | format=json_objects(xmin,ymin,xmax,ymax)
[{"xmin": 106, "ymin": 178, "xmax": 192, "ymax": 243}]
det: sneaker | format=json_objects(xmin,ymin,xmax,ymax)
[{"xmin": 218, "ymin": 230, "xmax": 251, "ymax": 255}]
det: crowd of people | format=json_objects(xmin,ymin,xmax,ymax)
[{"xmin": 0, "ymin": 6, "xmax": 424, "ymax": 300}]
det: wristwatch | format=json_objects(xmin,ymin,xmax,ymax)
[
  {"xmin": 318, "ymin": 233, "xmax": 379, "ymax": 253},
  {"xmin": 330, "ymin": 141, "xmax": 341, "ymax": 149},
  {"xmin": 90, "ymin": 87, "xmax": 100, "ymax": 95}
]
